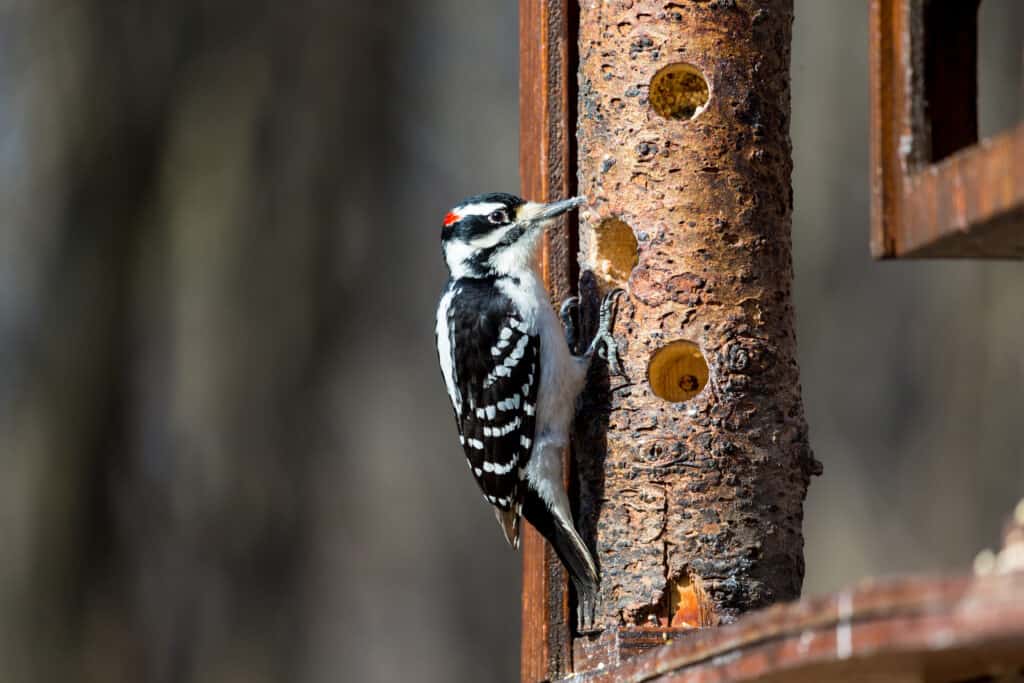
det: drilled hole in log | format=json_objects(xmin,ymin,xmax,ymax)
[
  {"xmin": 594, "ymin": 217, "xmax": 639, "ymax": 284},
  {"xmin": 648, "ymin": 340, "xmax": 708, "ymax": 402},
  {"xmin": 649, "ymin": 63, "xmax": 709, "ymax": 121},
  {"xmin": 669, "ymin": 576, "xmax": 701, "ymax": 628}
]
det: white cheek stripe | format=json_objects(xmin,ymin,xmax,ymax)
[
  {"xmin": 457, "ymin": 201, "xmax": 506, "ymax": 217},
  {"xmin": 470, "ymin": 230, "xmax": 511, "ymax": 250},
  {"xmin": 443, "ymin": 240, "xmax": 476, "ymax": 279}
]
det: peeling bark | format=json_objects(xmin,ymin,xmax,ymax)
[{"xmin": 574, "ymin": 0, "xmax": 820, "ymax": 631}]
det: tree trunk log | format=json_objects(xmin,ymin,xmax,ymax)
[{"xmin": 575, "ymin": 0, "xmax": 820, "ymax": 631}]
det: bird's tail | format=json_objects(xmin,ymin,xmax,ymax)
[
  {"xmin": 495, "ymin": 507, "xmax": 521, "ymax": 549},
  {"xmin": 522, "ymin": 490, "xmax": 600, "ymax": 617}
]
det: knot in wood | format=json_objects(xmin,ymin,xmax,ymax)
[{"xmin": 727, "ymin": 345, "xmax": 750, "ymax": 373}]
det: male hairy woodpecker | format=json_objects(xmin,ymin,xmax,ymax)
[{"xmin": 435, "ymin": 192, "xmax": 624, "ymax": 618}]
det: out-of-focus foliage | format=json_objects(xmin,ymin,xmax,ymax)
[{"xmin": 0, "ymin": 1, "xmax": 1020, "ymax": 682}]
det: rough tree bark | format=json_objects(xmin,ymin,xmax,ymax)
[{"xmin": 574, "ymin": 0, "xmax": 820, "ymax": 636}]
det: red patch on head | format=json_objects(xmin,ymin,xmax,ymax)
[{"xmin": 443, "ymin": 211, "xmax": 459, "ymax": 227}]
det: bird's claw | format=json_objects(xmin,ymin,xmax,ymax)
[{"xmin": 587, "ymin": 288, "xmax": 627, "ymax": 377}]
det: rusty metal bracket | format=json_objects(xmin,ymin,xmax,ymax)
[{"xmin": 870, "ymin": 0, "xmax": 1024, "ymax": 258}]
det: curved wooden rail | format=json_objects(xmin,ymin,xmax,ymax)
[{"xmin": 565, "ymin": 571, "xmax": 1024, "ymax": 682}]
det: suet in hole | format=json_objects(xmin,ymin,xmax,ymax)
[
  {"xmin": 648, "ymin": 340, "xmax": 708, "ymax": 402},
  {"xmin": 649, "ymin": 63, "xmax": 709, "ymax": 121},
  {"xmin": 593, "ymin": 217, "xmax": 639, "ymax": 285}
]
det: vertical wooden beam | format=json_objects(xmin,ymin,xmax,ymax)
[
  {"xmin": 519, "ymin": 1, "xmax": 576, "ymax": 680},
  {"xmin": 869, "ymin": 0, "xmax": 905, "ymax": 258},
  {"xmin": 575, "ymin": 0, "xmax": 819, "ymax": 636}
]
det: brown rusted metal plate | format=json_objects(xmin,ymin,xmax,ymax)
[
  {"xmin": 870, "ymin": 0, "xmax": 1024, "ymax": 259},
  {"xmin": 901, "ymin": 124, "xmax": 1024, "ymax": 258},
  {"xmin": 563, "ymin": 572, "xmax": 1024, "ymax": 682},
  {"xmin": 520, "ymin": 0, "xmax": 577, "ymax": 680}
]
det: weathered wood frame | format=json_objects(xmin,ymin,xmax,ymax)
[
  {"xmin": 563, "ymin": 572, "xmax": 1024, "ymax": 682},
  {"xmin": 521, "ymin": 2, "xmax": 1024, "ymax": 681},
  {"xmin": 559, "ymin": 504, "xmax": 1024, "ymax": 682},
  {"xmin": 870, "ymin": 0, "xmax": 1024, "ymax": 258},
  {"xmin": 519, "ymin": 1, "xmax": 576, "ymax": 680}
]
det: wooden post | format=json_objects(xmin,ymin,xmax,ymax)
[
  {"xmin": 520, "ymin": 1, "xmax": 576, "ymax": 680},
  {"xmin": 574, "ymin": 0, "xmax": 820, "ymax": 639}
]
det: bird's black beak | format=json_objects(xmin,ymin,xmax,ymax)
[{"xmin": 518, "ymin": 196, "xmax": 586, "ymax": 225}]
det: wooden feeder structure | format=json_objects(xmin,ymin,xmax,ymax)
[{"xmin": 519, "ymin": 0, "xmax": 1024, "ymax": 681}]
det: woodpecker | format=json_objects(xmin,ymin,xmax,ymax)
[{"xmin": 435, "ymin": 192, "xmax": 623, "ymax": 620}]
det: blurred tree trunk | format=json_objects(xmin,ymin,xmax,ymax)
[{"xmin": 0, "ymin": 2, "xmax": 404, "ymax": 681}]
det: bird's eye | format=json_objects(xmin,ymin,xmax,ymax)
[{"xmin": 488, "ymin": 210, "xmax": 508, "ymax": 224}]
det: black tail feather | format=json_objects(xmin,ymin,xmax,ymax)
[{"xmin": 522, "ymin": 489, "xmax": 599, "ymax": 600}]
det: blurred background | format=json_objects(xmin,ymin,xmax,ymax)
[{"xmin": 0, "ymin": 1, "xmax": 1021, "ymax": 681}]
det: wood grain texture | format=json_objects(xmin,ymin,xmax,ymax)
[
  {"xmin": 575, "ymin": 0, "xmax": 818, "ymax": 633},
  {"xmin": 520, "ymin": 1, "xmax": 576, "ymax": 679},
  {"xmin": 562, "ymin": 572, "xmax": 1024, "ymax": 682},
  {"xmin": 869, "ymin": 0, "xmax": 1024, "ymax": 259}
]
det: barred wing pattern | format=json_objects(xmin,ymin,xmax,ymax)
[{"xmin": 443, "ymin": 279, "xmax": 539, "ymax": 511}]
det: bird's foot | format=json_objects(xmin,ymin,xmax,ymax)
[{"xmin": 585, "ymin": 289, "xmax": 626, "ymax": 377}]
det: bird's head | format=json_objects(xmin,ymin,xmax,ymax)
[{"xmin": 440, "ymin": 193, "xmax": 584, "ymax": 279}]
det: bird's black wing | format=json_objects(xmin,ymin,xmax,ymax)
[{"xmin": 445, "ymin": 279, "xmax": 539, "ymax": 512}]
